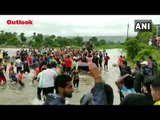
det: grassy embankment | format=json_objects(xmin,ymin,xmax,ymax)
[{"xmin": 122, "ymin": 44, "xmax": 160, "ymax": 72}]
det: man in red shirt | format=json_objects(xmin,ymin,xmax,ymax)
[
  {"xmin": 65, "ymin": 55, "xmax": 72, "ymax": 75},
  {"xmin": 16, "ymin": 50, "xmax": 20, "ymax": 56},
  {"xmin": 17, "ymin": 70, "xmax": 25, "ymax": 87},
  {"xmin": 118, "ymin": 55, "xmax": 124, "ymax": 72},
  {"xmin": 9, "ymin": 62, "xmax": 14, "ymax": 79},
  {"xmin": 104, "ymin": 53, "xmax": 110, "ymax": 71},
  {"xmin": 27, "ymin": 55, "xmax": 32, "ymax": 67}
]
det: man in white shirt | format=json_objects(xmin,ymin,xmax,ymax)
[
  {"xmin": 15, "ymin": 56, "xmax": 23, "ymax": 73},
  {"xmin": 41, "ymin": 63, "xmax": 58, "ymax": 100}
]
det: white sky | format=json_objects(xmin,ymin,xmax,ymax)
[{"xmin": 0, "ymin": 15, "xmax": 160, "ymax": 37}]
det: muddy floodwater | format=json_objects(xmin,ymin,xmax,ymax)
[{"xmin": 0, "ymin": 48, "xmax": 123, "ymax": 105}]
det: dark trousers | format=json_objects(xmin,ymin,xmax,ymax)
[
  {"xmin": 17, "ymin": 67, "xmax": 22, "ymax": 73},
  {"xmin": 66, "ymin": 67, "xmax": 71, "ymax": 75},
  {"xmin": 119, "ymin": 65, "xmax": 122, "ymax": 72},
  {"xmin": 12, "ymin": 79, "xmax": 24, "ymax": 87},
  {"xmin": 99, "ymin": 59, "xmax": 102, "ymax": 68},
  {"xmin": 0, "ymin": 59, "xmax": 2, "ymax": 64},
  {"xmin": 104, "ymin": 61, "xmax": 108, "ymax": 69},
  {"xmin": 18, "ymin": 81, "xmax": 24, "ymax": 87},
  {"xmin": 4, "ymin": 65, "xmax": 7, "ymax": 72},
  {"xmin": 43, "ymin": 87, "xmax": 54, "ymax": 100},
  {"xmin": 63, "ymin": 66, "xmax": 66, "ymax": 74},
  {"xmin": 24, "ymin": 68, "xmax": 30, "ymax": 73},
  {"xmin": 37, "ymin": 87, "xmax": 43, "ymax": 100},
  {"xmin": 95, "ymin": 62, "xmax": 99, "ymax": 68},
  {"xmin": 73, "ymin": 79, "xmax": 79, "ymax": 88}
]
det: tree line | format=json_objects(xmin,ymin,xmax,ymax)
[{"xmin": 0, "ymin": 31, "xmax": 121, "ymax": 48}]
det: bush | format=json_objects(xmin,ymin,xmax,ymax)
[
  {"xmin": 134, "ymin": 46, "xmax": 160, "ymax": 73},
  {"xmin": 124, "ymin": 37, "xmax": 140, "ymax": 60}
]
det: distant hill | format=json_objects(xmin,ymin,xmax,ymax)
[
  {"xmin": 25, "ymin": 36, "xmax": 133, "ymax": 43},
  {"xmin": 83, "ymin": 36, "xmax": 127, "ymax": 43},
  {"xmin": 65, "ymin": 36, "xmax": 129, "ymax": 43}
]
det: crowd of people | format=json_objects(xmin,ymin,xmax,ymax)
[
  {"xmin": 0, "ymin": 46, "xmax": 111, "ymax": 103},
  {"xmin": 116, "ymin": 54, "xmax": 159, "ymax": 105},
  {"xmin": 0, "ymin": 43, "xmax": 160, "ymax": 105}
]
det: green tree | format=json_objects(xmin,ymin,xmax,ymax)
[
  {"xmin": 124, "ymin": 37, "xmax": 140, "ymax": 60},
  {"xmin": 43, "ymin": 36, "xmax": 54, "ymax": 47},
  {"xmin": 13, "ymin": 32, "xmax": 17, "ymax": 36},
  {"xmin": 99, "ymin": 39, "xmax": 106, "ymax": 45},
  {"xmin": 135, "ymin": 24, "xmax": 158, "ymax": 43},
  {"xmin": 53, "ymin": 36, "xmax": 66, "ymax": 47},
  {"xmin": 158, "ymin": 26, "xmax": 160, "ymax": 36},
  {"xmin": 90, "ymin": 36, "xmax": 98, "ymax": 43},
  {"xmin": 20, "ymin": 33, "xmax": 27, "ymax": 44},
  {"xmin": 57, "ymin": 37, "xmax": 70, "ymax": 47},
  {"xmin": 0, "ymin": 31, "xmax": 7, "ymax": 44},
  {"xmin": 50, "ymin": 35, "xmax": 56, "ymax": 39},
  {"xmin": 72, "ymin": 36, "xmax": 83, "ymax": 46},
  {"xmin": 4, "ymin": 32, "xmax": 19, "ymax": 45},
  {"xmin": 35, "ymin": 33, "xmax": 43, "ymax": 47},
  {"xmin": 135, "ymin": 32, "xmax": 153, "ymax": 43},
  {"xmin": 152, "ymin": 24, "xmax": 157, "ymax": 37},
  {"xmin": 28, "ymin": 40, "xmax": 35, "ymax": 47}
]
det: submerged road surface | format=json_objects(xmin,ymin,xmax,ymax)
[{"xmin": 0, "ymin": 48, "xmax": 122, "ymax": 105}]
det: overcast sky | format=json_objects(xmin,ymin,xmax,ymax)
[{"xmin": 0, "ymin": 15, "xmax": 160, "ymax": 37}]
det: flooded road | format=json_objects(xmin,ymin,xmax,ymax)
[
  {"xmin": 0, "ymin": 48, "xmax": 122, "ymax": 105},
  {"xmin": 68, "ymin": 48, "xmax": 122, "ymax": 105}
]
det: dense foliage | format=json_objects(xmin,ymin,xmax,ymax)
[
  {"xmin": 0, "ymin": 31, "xmax": 122, "ymax": 49},
  {"xmin": 124, "ymin": 24, "xmax": 160, "ymax": 72}
]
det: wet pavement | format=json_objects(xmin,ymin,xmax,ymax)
[{"xmin": 0, "ymin": 48, "xmax": 122, "ymax": 105}]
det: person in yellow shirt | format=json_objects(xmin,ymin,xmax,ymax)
[
  {"xmin": 151, "ymin": 75, "xmax": 160, "ymax": 105},
  {"xmin": 0, "ymin": 50, "xmax": 3, "ymax": 64},
  {"xmin": 0, "ymin": 50, "xmax": 3, "ymax": 59},
  {"xmin": 52, "ymin": 56, "xmax": 57, "ymax": 63},
  {"xmin": 2, "ymin": 59, "xmax": 7, "ymax": 72}
]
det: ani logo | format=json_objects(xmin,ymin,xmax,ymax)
[{"xmin": 134, "ymin": 20, "xmax": 152, "ymax": 32}]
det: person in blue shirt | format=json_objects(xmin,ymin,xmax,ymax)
[{"xmin": 115, "ymin": 73, "xmax": 136, "ymax": 101}]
